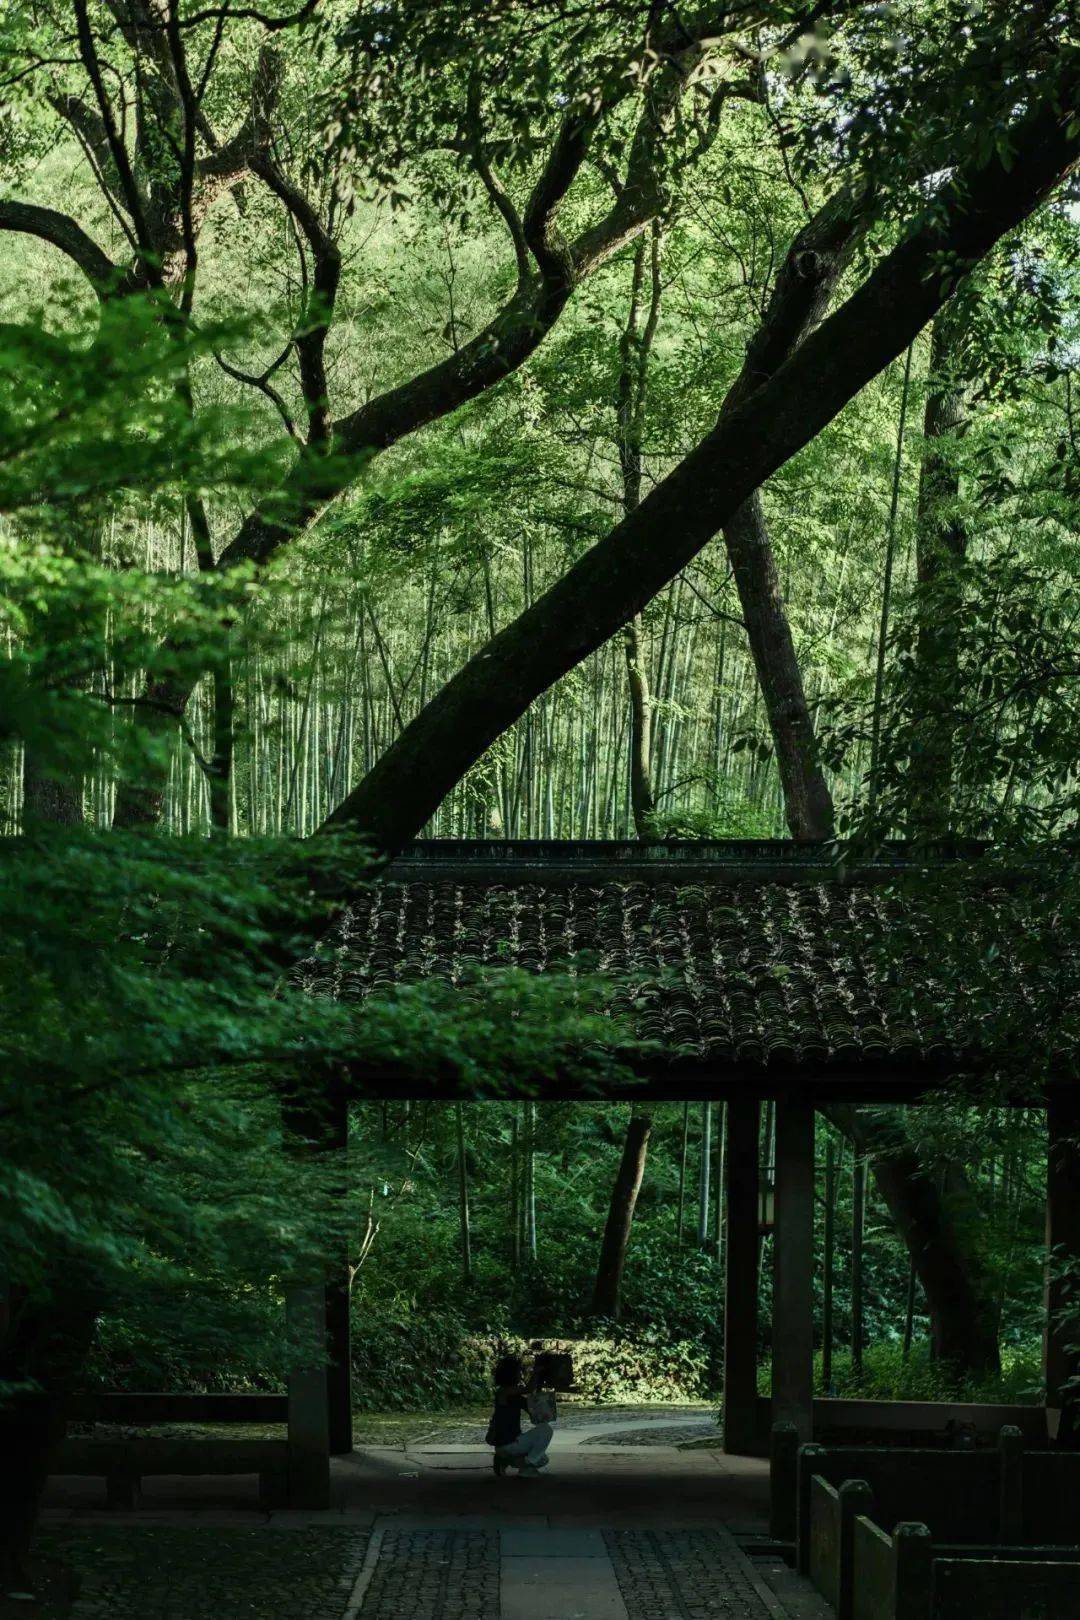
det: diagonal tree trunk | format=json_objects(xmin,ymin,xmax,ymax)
[{"xmin": 326, "ymin": 86, "xmax": 1080, "ymax": 849}]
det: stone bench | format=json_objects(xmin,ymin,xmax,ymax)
[{"xmin": 55, "ymin": 1436, "xmax": 291, "ymax": 1509}]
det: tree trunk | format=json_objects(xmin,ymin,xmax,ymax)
[
  {"xmin": 22, "ymin": 751, "xmax": 83, "ymax": 828},
  {"xmin": 617, "ymin": 228, "xmax": 662, "ymax": 838},
  {"xmin": 209, "ymin": 657, "xmax": 234, "ymax": 833},
  {"xmin": 909, "ymin": 305, "xmax": 969, "ymax": 834},
  {"xmin": 822, "ymin": 1134, "xmax": 837, "ymax": 1392},
  {"xmin": 851, "ymin": 1152, "xmax": 866, "ymax": 1376},
  {"xmin": 590, "ymin": 1110, "xmax": 653, "ymax": 1319},
  {"xmin": 525, "ymin": 1101, "xmax": 537, "ymax": 1262},
  {"xmin": 828, "ymin": 1106, "xmax": 1001, "ymax": 1378},
  {"xmin": 456, "ymin": 1103, "xmax": 472, "ymax": 1280},
  {"xmin": 723, "ymin": 494, "xmax": 833, "ymax": 840},
  {"xmin": 676, "ymin": 1100, "xmax": 690, "ymax": 1245},
  {"xmin": 510, "ymin": 1107, "xmax": 522, "ymax": 1271},
  {"xmin": 624, "ymin": 614, "xmax": 655, "ymax": 837},
  {"xmin": 697, "ymin": 1100, "xmax": 712, "ymax": 1248}
]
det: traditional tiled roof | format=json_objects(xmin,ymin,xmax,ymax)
[{"xmin": 320, "ymin": 841, "xmax": 1042, "ymax": 1087}]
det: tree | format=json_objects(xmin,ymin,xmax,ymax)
[
  {"xmin": 0, "ymin": 0, "xmax": 771, "ymax": 827},
  {"xmin": 328, "ymin": 54, "xmax": 1080, "ymax": 851},
  {"xmin": 590, "ymin": 1108, "xmax": 653, "ymax": 1320},
  {"xmin": 616, "ymin": 225, "xmax": 664, "ymax": 839},
  {"xmin": 0, "ymin": 304, "xmax": 646, "ymax": 1585},
  {"xmin": 908, "ymin": 303, "xmax": 971, "ymax": 833}
]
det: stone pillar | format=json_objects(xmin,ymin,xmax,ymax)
[
  {"xmin": 286, "ymin": 1284, "xmax": 331, "ymax": 1508},
  {"xmin": 1045, "ymin": 1090, "xmax": 1080, "ymax": 1420},
  {"xmin": 723, "ymin": 1097, "xmax": 760, "ymax": 1455},
  {"xmin": 772, "ymin": 1094, "xmax": 815, "ymax": 1443}
]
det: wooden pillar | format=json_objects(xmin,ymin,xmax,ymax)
[
  {"xmin": 325, "ymin": 1271, "xmax": 352, "ymax": 1457},
  {"xmin": 772, "ymin": 1094, "xmax": 815, "ymax": 1442},
  {"xmin": 286, "ymin": 1284, "xmax": 331, "ymax": 1508},
  {"xmin": 325, "ymin": 1078, "xmax": 353, "ymax": 1458},
  {"xmin": 1045, "ymin": 1090, "xmax": 1080, "ymax": 1418},
  {"xmin": 284, "ymin": 1073, "xmax": 352, "ymax": 1463},
  {"xmin": 723, "ymin": 1097, "xmax": 760, "ymax": 1454}
]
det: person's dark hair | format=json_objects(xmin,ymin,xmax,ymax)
[{"xmin": 494, "ymin": 1354, "xmax": 523, "ymax": 1388}]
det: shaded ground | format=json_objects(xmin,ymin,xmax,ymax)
[
  {"xmin": 25, "ymin": 1527, "xmax": 367, "ymax": 1620},
  {"xmin": 25, "ymin": 1523, "xmax": 829, "ymax": 1620},
  {"xmin": 31, "ymin": 1410, "xmax": 834, "ymax": 1619}
]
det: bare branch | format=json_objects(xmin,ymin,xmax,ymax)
[
  {"xmin": 248, "ymin": 153, "xmax": 341, "ymax": 443},
  {"xmin": 463, "ymin": 82, "xmax": 530, "ymax": 286},
  {"xmin": 73, "ymin": 0, "xmax": 156, "ymax": 268},
  {"xmin": 214, "ymin": 349, "xmax": 300, "ymax": 441},
  {"xmin": 178, "ymin": 0, "xmax": 321, "ymax": 31}
]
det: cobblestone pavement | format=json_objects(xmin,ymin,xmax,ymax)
[
  {"xmin": 33, "ymin": 1523, "xmax": 823, "ymax": 1619},
  {"xmin": 36, "ymin": 1526, "xmax": 368, "ymax": 1620},
  {"xmin": 604, "ymin": 1528, "xmax": 784, "ymax": 1619},
  {"xmin": 355, "ymin": 1528, "xmax": 499, "ymax": 1619}
]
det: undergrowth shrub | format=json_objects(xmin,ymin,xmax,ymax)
[{"xmin": 754, "ymin": 1339, "xmax": 1044, "ymax": 1403}]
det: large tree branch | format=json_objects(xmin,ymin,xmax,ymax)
[
  {"xmin": 0, "ymin": 200, "xmax": 119, "ymax": 294},
  {"xmin": 324, "ymin": 74, "xmax": 1080, "ymax": 848},
  {"xmin": 213, "ymin": 49, "xmax": 719, "ymax": 574}
]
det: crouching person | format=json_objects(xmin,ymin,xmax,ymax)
[{"xmin": 486, "ymin": 1354, "xmax": 556, "ymax": 1477}]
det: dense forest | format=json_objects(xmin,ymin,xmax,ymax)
[
  {"xmin": 85, "ymin": 1097, "xmax": 1048, "ymax": 1414},
  {"xmin": 3, "ymin": 0, "xmax": 1080, "ymax": 1591}
]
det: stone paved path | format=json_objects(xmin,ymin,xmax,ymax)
[
  {"xmin": 352, "ymin": 1528, "xmax": 499, "ymax": 1619},
  {"xmin": 38, "ymin": 1525, "xmax": 368, "ymax": 1619},
  {"xmin": 38, "ymin": 1522, "xmax": 823, "ymax": 1620},
  {"xmin": 604, "ymin": 1528, "xmax": 785, "ymax": 1619}
]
